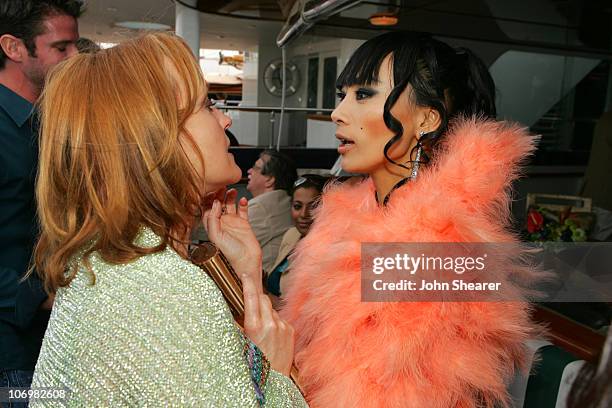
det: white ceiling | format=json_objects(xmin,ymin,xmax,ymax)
[
  {"xmin": 79, "ymin": 1, "xmax": 612, "ymax": 56},
  {"xmin": 79, "ymin": 0, "xmax": 284, "ymax": 50}
]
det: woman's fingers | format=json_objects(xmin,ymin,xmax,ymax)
[
  {"xmin": 215, "ymin": 187, "xmax": 227, "ymax": 203},
  {"xmin": 238, "ymin": 197, "xmax": 249, "ymax": 220},
  {"xmin": 243, "ymin": 281, "xmax": 295, "ymax": 376},
  {"xmin": 205, "ymin": 200, "xmax": 222, "ymax": 241},
  {"xmin": 203, "ymin": 209, "xmax": 211, "ymax": 230},
  {"xmin": 203, "ymin": 188, "xmax": 226, "ymax": 208},
  {"xmin": 224, "ymin": 189, "xmax": 238, "ymax": 215}
]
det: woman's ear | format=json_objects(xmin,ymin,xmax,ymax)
[{"xmin": 418, "ymin": 107, "xmax": 442, "ymax": 135}]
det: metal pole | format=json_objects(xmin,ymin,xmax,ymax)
[{"xmin": 175, "ymin": 0, "xmax": 200, "ymax": 57}]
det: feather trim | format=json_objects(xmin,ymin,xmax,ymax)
[{"xmin": 281, "ymin": 118, "xmax": 542, "ymax": 408}]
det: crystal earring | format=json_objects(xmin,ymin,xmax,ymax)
[{"xmin": 410, "ymin": 131, "xmax": 425, "ymax": 180}]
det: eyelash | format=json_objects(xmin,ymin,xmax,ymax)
[
  {"xmin": 336, "ymin": 88, "xmax": 375, "ymax": 101},
  {"xmin": 355, "ymin": 88, "xmax": 375, "ymax": 100},
  {"xmin": 203, "ymin": 99, "xmax": 216, "ymax": 111}
]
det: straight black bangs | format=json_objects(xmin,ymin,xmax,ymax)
[
  {"xmin": 336, "ymin": 31, "xmax": 426, "ymax": 90},
  {"xmin": 336, "ymin": 41, "xmax": 390, "ymax": 89}
]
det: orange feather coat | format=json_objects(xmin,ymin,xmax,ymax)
[{"xmin": 281, "ymin": 118, "xmax": 542, "ymax": 408}]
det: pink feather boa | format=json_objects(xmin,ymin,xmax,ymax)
[{"xmin": 281, "ymin": 118, "xmax": 542, "ymax": 408}]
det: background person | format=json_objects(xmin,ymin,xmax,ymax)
[
  {"xmin": 267, "ymin": 174, "xmax": 327, "ymax": 303},
  {"xmin": 567, "ymin": 325, "xmax": 611, "ymax": 408},
  {"xmin": 0, "ymin": 0, "xmax": 81, "ymax": 394},
  {"xmin": 75, "ymin": 36, "xmax": 100, "ymax": 53},
  {"xmin": 246, "ymin": 149, "xmax": 297, "ymax": 275},
  {"xmin": 29, "ymin": 32, "xmax": 305, "ymax": 406}
]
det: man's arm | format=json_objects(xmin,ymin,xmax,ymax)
[
  {"xmin": 5, "ymin": 267, "xmax": 50, "ymax": 328},
  {"xmin": 39, "ymin": 293, "xmax": 54, "ymax": 310},
  {"xmin": 15, "ymin": 274, "xmax": 50, "ymax": 328}
]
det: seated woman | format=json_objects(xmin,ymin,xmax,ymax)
[
  {"xmin": 281, "ymin": 31, "xmax": 542, "ymax": 407},
  {"xmin": 267, "ymin": 174, "xmax": 327, "ymax": 301},
  {"xmin": 30, "ymin": 32, "xmax": 306, "ymax": 407},
  {"xmin": 568, "ymin": 324, "xmax": 611, "ymax": 408}
]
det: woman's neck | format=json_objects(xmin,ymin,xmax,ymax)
[
  {"xmin": 371, "ymin": 165, "xmax": 411, "ymax": 204},
  {"xmin": 169, "ymin": 220, "xmax": 196, "ymax": 259}
]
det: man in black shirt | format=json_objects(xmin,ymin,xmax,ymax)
[{"xmin": 0, "ymin": 0, "xmax": 81, "ymax": 394}]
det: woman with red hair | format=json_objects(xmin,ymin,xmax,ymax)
[{"xmin": 30, "ymin": 32, "xmax": 305, "ymax": 407}]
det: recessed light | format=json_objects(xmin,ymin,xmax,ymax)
[
  {"xmin": 114, "ymin": 21, "xmax": 172, "ymax": 31},
  {"xmin": 369, "ymin": 13, "xmax": 398, "ymax": 26}
]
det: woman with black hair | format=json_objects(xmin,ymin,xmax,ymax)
[
  {"xmin": 266, "ymin": 174, "xmax": 328, "ymax": 302},
  {"xmin": 567, "ymin": 325, "xmax": 611, "ymax": 408},
  {"xmin": 281, "ymin": 31, "xmax": 541, "ymax": 407}
]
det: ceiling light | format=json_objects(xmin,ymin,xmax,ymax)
[
  {"xmin": 114, "ymin": 21, "xmax": 172, "ymax": 31},
  {"xmin": 369, "ymin": 12, "xmax": 398, "ymax": 26}
]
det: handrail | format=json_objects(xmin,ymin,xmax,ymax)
[
  {"xmin": 277, "ymin": 0, "xmax": 360, "ymax": 47},
  {"xmin": 215, "ymin": 105, "xmax": 333, "ymax": 113}
]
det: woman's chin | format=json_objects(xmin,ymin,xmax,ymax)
[
  {"xmin": 203, "ymin": 173, "xmax": 239, "ymax": 194},
  {"xmin": 341, "ymin": 158, "xmax": 366, "ymax": 175},
  {"xmin": 214, "ymin": 165, "xmax": 242, "ymax": 188},
  {"xmin": 229, "ymin": 164, "xmax": 242, "ymax": 184}
]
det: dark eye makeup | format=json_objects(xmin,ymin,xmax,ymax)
[
  {"xmin": 335, "ymin": 87, "xmax": 377, "ymax": 102},
  {"xmin": 355, "ymin": 87, "xmax": 376, "ymax": 100}
]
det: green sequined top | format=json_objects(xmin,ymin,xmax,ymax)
[{"xmin": 30, "ymin": 228, "xmax": 307, "ymax": 407}]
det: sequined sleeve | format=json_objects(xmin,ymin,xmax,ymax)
[
  {"xmin": 243, "ymin": 338, "xmax": 305, "ymax": 407},
  {"xmin": 30, "ymin": 230, "xmax": 307, "ymax": 407},
  {"xmin": 265, "ymin": 370, "xmax": 307, "ymax": 407}
]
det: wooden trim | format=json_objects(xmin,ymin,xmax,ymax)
[
  {"xmin": 307, "ymin": 114, "xmax": 332, "ymax": 121},
  {"xmin": 532, "ymin": 305, "xmax": 606, "ymax": 362},
  {"xmin": 526, "ymin": 193, "xmax": 592, "ymax": 212},
  {"xmin": 207, "ymin": 84, "xmax": 242, "ymax": 95}
]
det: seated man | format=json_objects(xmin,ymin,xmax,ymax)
[{"xmin": 247, "ymin": 150, "xmax": 297, "ymax": 275}]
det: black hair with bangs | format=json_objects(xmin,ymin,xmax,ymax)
[{"xmin": 336, "ymin": 31, "xmax": 496, "ymax": 169}]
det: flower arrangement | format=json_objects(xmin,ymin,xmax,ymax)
[{"xmin": 525, "ymin": 206, "xmax": 595, "ymax": 242}]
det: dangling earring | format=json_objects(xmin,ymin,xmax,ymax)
[{"xmin": 410, "ymin": 131, "xmax": 425, "ymax": 180}]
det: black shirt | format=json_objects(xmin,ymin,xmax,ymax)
[{"xmin": 0, "ymin": 83, "xmax": 49, "ymax": 370}]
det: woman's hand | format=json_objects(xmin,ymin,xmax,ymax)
[
  {"xmin": 205, "ymin": 189, "xmax": 295, "ymax": 376},
  {"xmin": 243, "ymin": 277, "xmax": 295, "ymax": 376},
  {"xmin": 204, "ymin": 189, "xmax": 262, "ymax": 285}
]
